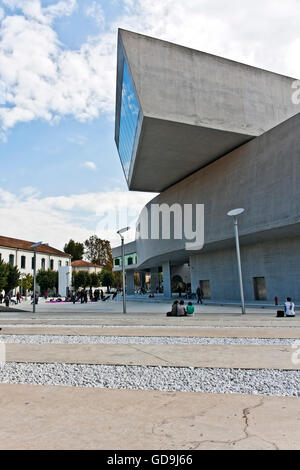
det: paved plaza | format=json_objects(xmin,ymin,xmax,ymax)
[{"xmin": 0, "ymin": 300, "xmax": 299, "ymax": 449}]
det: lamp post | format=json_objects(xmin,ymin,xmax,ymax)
[
  {"xmin": 30, "ymin": 241, "xmax": 43, "ymax": 313},
  {"xmin": 227, "ymin": 209, "xmax": 246, "ymax": 315},
  {"xmin": 117, "ymin": 227, "xmax": 130, "ymax": 314}
]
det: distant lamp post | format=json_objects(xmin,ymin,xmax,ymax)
[
  {"xmin": 30, "ymin": 241, "xmax": 43, "ymax": 313},
  {"xmin": 227, "ymin": 208, "xmax": 245, "ymax": 315},
  {"xmin": 117, "ymin": 227, "xmax": 130, "ymax": 314}
]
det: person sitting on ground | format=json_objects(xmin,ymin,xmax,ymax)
[
  {"xmin": 284, "ymin": 297, "xmax": 295, "ymax": 317},
  {"xmin": 166, "ymin": 300, "xmax": 179, "ymax": 316},
  {"xmin": 177, "ymin": 299, "xmax": 186, "ymax": 316},
  {"xmin": 186, "ymin": 301, "xmax": 195, "ymax": 316}
]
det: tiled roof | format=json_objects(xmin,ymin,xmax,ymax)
[
  {"xmin": 0, "ymin": 235, "xmax": 70, "ymax": 257},
  {"xmin": 71, "ymin": 260, "xmax": 102, "ymax": 268}
]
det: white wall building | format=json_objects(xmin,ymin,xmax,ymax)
[
  {"xmin": 0, "ymin": 235, "xmax": 71, "ymax": 294},
  {"xmin": 71, "ymin": 260, "xmax": 102, "ymax": 274}
]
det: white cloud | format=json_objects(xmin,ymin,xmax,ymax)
[
  {"xmin": 0, "ymin": 0, "xmax": 115, "ymax": 133},
  {"xmin": 83, "ymin": 160, "xmax": 97, "ymax": 170},
  {"xmin": 85, "ymin": 1, "xmax": 105, "ymax": 27},
  {"xmin": 67, "ymin": 134, "xmax": 87, "ymax": 145},
  {"xmin": 0, "ymin": 188, "xmax": 154, "ymax": 249}
]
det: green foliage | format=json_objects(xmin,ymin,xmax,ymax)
[
  {"xmin": 84, "ymin": 235, "xmax": 113, "ymax": 270},
  {"xmin": 0, "ymin": 260, "xmax": 8, "ymax": 292},
  {"xmin": 89, "ymin": 272, "xmax": 100, "ymax": 288},
  {"xmin": 99, "ymin": 269, "xmax": 113, "ymax": 290},
  {"xmin": 73, "ymin": 270, "xmax": 90, "ymax": 289},
  {"xmin": 64, "ymin": 239, "xmax": 84, "ymax": 261},
  {"xmin": 112, "ymin": 271, "xmax": 122, "ymax": 288},
  {"xmin": 36, "ymin": 269, "xmax": 58, "ymax": 293},
  {"xmin": 4, "ymin": 263, "xmax": 20, "ymax": 294},
  {"xmin": 19, "ymin": 273, "xmax": 33, "ymax": 294}
]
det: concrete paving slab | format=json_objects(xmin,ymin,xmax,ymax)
[
  {"xmin": 1, "ymin": 326, "xmax": 300, "ymax": 338},
  {"xmin": 0, "ymin": 383, "xmax": 299, "ymax": 449},
  {"xmin": 4, "ymin": 343, "xmax": 298, "ymax": 369},
  {"xmin": 1, "ymin": 313, "xmax": 300, "ymax": 328}
]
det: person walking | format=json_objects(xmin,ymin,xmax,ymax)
[
  {"xmin": 4, "ymin": 294, "xmax": 9, "ymax": 307},
  {"xmin": 196, "ymin": 285, "xmax": 203, "ymax": 304},
  {"xmin": 0, "ymin": 293, "xmax": 4, "ymax": 303},
  {"xmin": 284, "ymin": 297, "xmax": 295, "ymax": 317}
]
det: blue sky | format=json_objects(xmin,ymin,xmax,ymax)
[{"xmin": 0, "ymin": 0, "xmax": 299, "ymax": 250}]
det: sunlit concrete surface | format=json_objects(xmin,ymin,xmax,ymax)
[{"xmin": 0, "ymin": 384, "xmax": 299, "ymax": 450}]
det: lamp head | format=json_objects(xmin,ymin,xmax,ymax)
[
  {"xmin": 227, "ymin": 208, "xmax": 245, "ymax": 217},
  {"xmin": 117, "ymin": 226, "xmax": 130, "ymax": 235},
  {"xmin": 31, "ymin": 241, "xmax": 43, "ymax": 248}
]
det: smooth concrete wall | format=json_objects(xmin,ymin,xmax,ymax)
[
  {"xmin": 120, "ymin": 29, "xmax": 299, "ymax": 135},
  {"xmin": 190, "ymin": 235, "xmax": 300, "ymax": 302},
  {"xmin": 135, "ymin": 111, "xmax": 300, "ymax": 268},
  {"xmin": 116, "ymin": 30, "xmax": 300, "ymax": 191}
]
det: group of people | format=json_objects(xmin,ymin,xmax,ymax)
[
  {"xmin": 0, "ymin": 292, "xmax": 22, "ymax": 307},
  {"xmin": 68, "ymin": 289, "xmax": 106, "ymax": 304},
  {"xmin": 67, "ymin": 288, "xmax": 119, "ymax": 304},
  {"xmin": 167, "ymin": 299, "xmax": 195, "ymax": 316}
]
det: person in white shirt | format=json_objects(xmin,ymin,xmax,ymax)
[
  {"xmin": 177, "ymin": 300, "xmax": 186, "ymax": 316},
  {"xmin": 284, "ymin": 297, "xmax": 295, "ymax": 317}
]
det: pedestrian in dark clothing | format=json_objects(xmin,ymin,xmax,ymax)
[{"xmin": 196, "ymin": 285, "xmax": 203, "ymax": 304}]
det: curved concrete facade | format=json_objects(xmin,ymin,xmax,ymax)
[
  {"xmin": 113, "ymin": 30, "xmax": 300, "ymax": 301},
  {"xmin": 115, "ymin": 29, "xmax": 300, "ymax": 192}
]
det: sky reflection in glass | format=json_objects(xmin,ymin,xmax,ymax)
[{"xmin": 118, "ymin": 60, "xmax": 140, "ymax": 180}]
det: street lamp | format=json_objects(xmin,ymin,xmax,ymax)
[
  {"xmin": 30, "ymin": 241, "xmax": 43, "ymax": 313},
  {"xmin": 117, "ymin": 227, "xmax": 130, "ymax": 314},
  {"xmin": 227, "ymin": 208, "xmax": 246, "ymax": 315}
]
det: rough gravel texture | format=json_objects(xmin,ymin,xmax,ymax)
[
  {"xmin": 0, "ymin": 324, "xmax": 298, "ymax": 328},
  {"xmin": 0, "ymin": 334, "xmax": 296, "ymax": 345},
  {"xmin": 0, "ymin": 362, "xmax": 299, "ymax": 397}
]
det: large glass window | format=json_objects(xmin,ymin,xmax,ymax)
[
  {"xmin": 118, "ymin": 60, "xmax": 140, "ymax": 179},
  {"xmin": 21, "ymin": 256, "xmax": 26, "ymax": 269}
]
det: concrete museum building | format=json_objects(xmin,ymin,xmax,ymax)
[{"xmin": 112, "ymin": 29, "xmax": 300, "ymax": 302}]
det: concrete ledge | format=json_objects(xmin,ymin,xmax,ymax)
[
  {"xmin": 0, "ymin": 383, "xmax": 299, "ymax": 449},
  {"xmin": 4, "ymin": 343, "xmax": 299, "ymax": 369}
]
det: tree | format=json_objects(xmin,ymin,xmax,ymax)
[
  {"xmin": 19, "ymin": 273, "xmax": 33, "ymax": 298},
  {"xmin": 4, "ymin": 264, "xmax": 20, "ymax": 294},
  {"xmin": 99, "ymin": 269, "xmax": 113, "ymax": 291},
  {"xmin": 89, "ymin": 272, "xmax": 100, "ymax": 288},
  {"xmin": 64, "ymin": 239, "xmax": 84, "ymax": 261},
  {"xmin": 0, "ymin": 260, "xmax": 8, "ymax": 293},
  {"xmin": 36, "ymin": 269, "xmax": 58, "ymax": 294},
  {"xmin": 112, "ymin": 271, "xmax": 122, "ymax": 288},
  {"xmin": 84, "ymin": 236, "xmax": 113, "ymax": 270},
  {"xmin": 73, "ymin": 270, "xmax": 90, "ymax": 289}
]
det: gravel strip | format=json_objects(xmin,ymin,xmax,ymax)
[
  {"xmin": 0, "ymin": 362, "xmax": 299, "ymax": 397},
  {"xmin": 0, "ymin": 335, "xmax": 296, "ymax": 345},
  {"xmin": 0, "ymin": 324, "xmax": 298, "ymax": 329}
]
